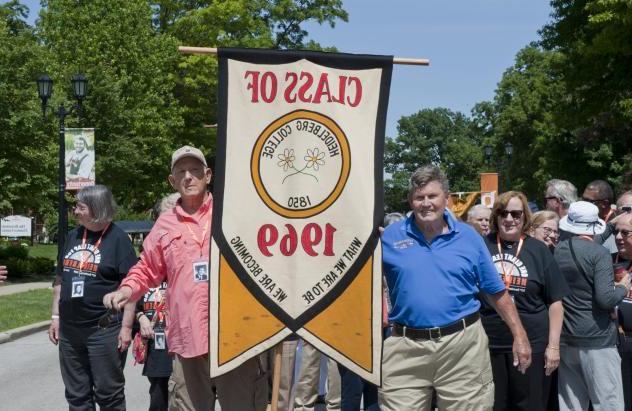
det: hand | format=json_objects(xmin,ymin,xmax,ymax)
[
  {"xmin": 0, "ymin": 265, "xmax": 7, "ymax": 282},
  {"xmin": 118, "ymin": 326, "xmax": 132, "ymax": 352},
  {"xmin": 103, "ymin": 287, "xmax": 133, "ymax": 311},
  {"xmin": 617, "ymin": 274, "xmax": 632, "ymax": 292},
  {"xmin": 512, "ymin": 334, "xmax": 532, "ymax": 374},
  {"xmin": 139, "ymin": 315, "xmax": 155, "ymax": 339},
  {"xmin": 544, "ymin": 346, "xmax": 560, "ymax": 376},
  {"xmin": 48, "ymin": 318, "xmax": 60, "ymax": 345}
]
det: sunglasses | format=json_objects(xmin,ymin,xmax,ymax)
[
  {"xmin": 544, "ymin": 196, "xmax": 560, "ymax": 202},
  {"xmin": 498, "ymin": 210, "xmax": 524, "ymax": 219},
  {"xmin": 582, "ymin": 197, "xmax": 608, "ymax": 205},
  {"xmin": 97, "ymin": 309, "xmax": 117, "ymax": 330},
  {"xmin": 618, "ymin": 205, "xmax": 632, "ymax": 214},
  {"xmin": 614, "ymin": 229, "xmax": 632, "ymax": 238}
]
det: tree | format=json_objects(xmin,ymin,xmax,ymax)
[
  {"xmin": 541, "ymin": 0, "xmax": 632, "ymax": 191},
  {"xmin": 471, "ymin": 45, "xmax": 579, "ymax": 200},
  {"xmin": 153, "ymin": 0, "xmax": 348, "ymax": 162},
  {"xmin": 384, "ymin": 108, "xmax": 484, "ymax": 212},
  {"xmin": 0, "ymin": 1, "xmax": 57, "ymax": 218},
  {"xmin": 39, "ymin": 0, "xmax": 184, "ymax": 212}
]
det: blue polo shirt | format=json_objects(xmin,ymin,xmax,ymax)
[{"xmin": 382, "ymin": 211, "xmax": 504, "ymax": 328}]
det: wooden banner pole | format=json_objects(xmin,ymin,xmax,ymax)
[
  {"xmin": 270, "ymin": 343, "xmax": 283, "ymax": 411},
  {"xmin": 178, "ymin": 46, "xmax": 430, "ymax": 66}
]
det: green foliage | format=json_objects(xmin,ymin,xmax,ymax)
[
  {"xmin": 540, "ymin": 0, "xmax": 632, "ymax": 192},
  {"xmin": 39, "ymin": 0, "xmax": 184, "ymax": 212},
  {"xmin": 0, "ymin": 244, "xmax": 29, "ymax": 260},
  {"xmin": 0, "ymin": 288, "xmax": 53, "ymax": 332},
  {"xmin": 0, "ymin": 2, "xmax": 57, "ymax": 217},
  {"xmin": 384, "ymin": 108, "xmax": 484, "ymax": 212}
]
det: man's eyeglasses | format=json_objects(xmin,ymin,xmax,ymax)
[
  {"xmin": 544, "ymin": 196, "xmax": 560, "ymax": 202},
  {"xmin": 614, "ymin": 229, "xmax": 632, "ymax": 238},
  {"xmin": 536, "ymin": 226, "xmax": 559, "ymax": 237},
  {"xmin": 498, "ymin": 210, "xmax": 524, "ymax": 219}
]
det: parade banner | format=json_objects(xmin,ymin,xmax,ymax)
[
  {"xmin": 65, "ymin": 128, "xmax": 95, "ymax": 190},
  {"xmin": 209, "ymin": 48, "xmax": 392, "ymax": 384}
]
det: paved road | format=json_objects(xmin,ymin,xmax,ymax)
[
  {"xmin": 0, "ymin": 282, "xmax": 51, "ymax": 296},
  {"xmin": 0, "ymin": 330, "xmax": 149, "ymax": 411}
]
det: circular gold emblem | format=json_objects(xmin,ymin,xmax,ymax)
[{"xmin": 251, "ymin": 110, "xmax": 351, "ymax": 218}]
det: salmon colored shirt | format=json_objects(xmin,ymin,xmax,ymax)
[{"xmin": 121, "ymin": 194, "xmax": 212, "ymax": 358}]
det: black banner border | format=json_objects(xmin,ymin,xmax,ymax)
[{"xmin": 213, "ymin": 48, "xmax": 392, "ymax": 332}]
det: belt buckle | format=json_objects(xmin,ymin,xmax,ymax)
[{"xmin": 429, "ymin": 326, "xmax": 441, "ymax": 340}]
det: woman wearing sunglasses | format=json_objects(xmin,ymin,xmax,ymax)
[
  {"xmin": 480, "ymin": 191, "xmax": 570, "ymax": 410},
  {"xmin": 613, "ymin": 215, "xmax": 632, "ymax": 410},
  {"xmin": 48, "ymin": 185, "xmax": 138, "ymax": 410}
]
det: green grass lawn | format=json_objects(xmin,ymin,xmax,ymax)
[
  {"xmin": 28, "ymin": 243, "xmax": 58, "ymax": 260},
  {"xmin": 0, "ymin": 288, "xmax": 52, "ymax": 332}
]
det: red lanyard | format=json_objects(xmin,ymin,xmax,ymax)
[
  {"xmin": 497, "ymin": 234, "xmax": 524, "ymax": 289},
  {"xmin": 184, "ymin": 215, "xmax": 211, "ymax": 257},
  {"xmin": 79, "ymin": 224, "xmax": 110, "ymax": 273}
]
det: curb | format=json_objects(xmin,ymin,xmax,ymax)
[{"xmin": 0, "ymin": 320, "xmax": 50, "ymax": 344}]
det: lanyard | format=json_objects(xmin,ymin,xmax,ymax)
[
  {"xmin": 605, "ymin": 209, "xmax": 615, "ymax": 223},
  {"xmin": 184, "ymin": 214, "xmax": 211, "ymax": 257},
  {"xmin": 496, "ymin": 233, "xmax": 525, "ymax": 289},
  {"xmin": 79, "ymin": 223, "xmax": 110, "ymax": 273},
  {"xmin": 578, "ymin": 235, "xmax": 594, "ymax": 242}
]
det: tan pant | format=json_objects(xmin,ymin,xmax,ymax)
[
  {"xmin": 168, "ymin": 354, "xmax": 268, "ymax": 411},
  {"xmin": 293, "ymin": 340, "xmax": 341, "ymax": 410},
  {"xmin": 378, "ymin": 320, "xmax": 494, "ymax": 411}
]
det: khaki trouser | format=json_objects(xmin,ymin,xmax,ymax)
[
  {"xmin": 168, "ymin": 354, "xmax": 268, "ymax": 411},
  {"xmin": 378, "ymin": 320, "xmax": 494, "ymax": 411},
  {"xmin": 293, "ymin": 340, "xmax": 341, "ymax": 410}
]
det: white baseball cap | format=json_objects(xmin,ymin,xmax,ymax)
[{"xmin": 171, "ymin": 145, "xmax": 207, "ymax": 170}]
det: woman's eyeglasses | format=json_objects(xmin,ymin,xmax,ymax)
[
  {"xmin": 498, "ymin": 210, "xmax": 524, "ymax": 219},
  {"xmin": 613, "ymin": 229, "xmax": 632, "ymax": 238},
  {"xmin": 536, "ymin": 226, "xmax": 559, "ymax": 237}
]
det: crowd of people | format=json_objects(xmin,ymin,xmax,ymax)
[{"xmin": 36, "ymin": 143, "xmax": 632, "ymax": 411}]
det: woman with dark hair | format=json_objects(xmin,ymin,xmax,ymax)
[
  {"xmin": 481, "ymin": 191, "xmax": 569, "ymax": 410},
  {"xmin": 48, "ymin": 184, "xmax": 138, "ymax": 410}
]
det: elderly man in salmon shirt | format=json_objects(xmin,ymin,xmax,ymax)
[{"xmin": 104, "ymin": 146, "xmax": 267, "ymax": 411}]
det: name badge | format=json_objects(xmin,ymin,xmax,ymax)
[
  {"xmin": 154, "ymin": 331, "xmax": 166, "ymax": 350},
  {"xmin": 193, "ymin": 260, "xmax": 209, "ymax": 283},
  {"xmin": 71, "ymin": 277, "xmax": 85, "ymax": 298}
]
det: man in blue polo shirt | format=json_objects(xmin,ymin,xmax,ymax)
[{"xmin": 378, "ymin": 165, "xmax": 531, "ymax": 410}]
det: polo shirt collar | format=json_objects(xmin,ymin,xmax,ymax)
[{"xmin": 404, "ymin": 210, "xmax": 459, "ymax": 242}]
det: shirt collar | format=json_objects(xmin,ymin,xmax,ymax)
[
  {"xmin": 175, "ymin": 192, "xmax": 212, "ymax": 220},
  {"xmin": 404, "ymin": 209, "xmax": 458, "ymax": 240}
]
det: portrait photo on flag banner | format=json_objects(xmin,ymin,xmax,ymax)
[
  {"xmin": 65, "ymin": 128, "xmax": 96, "ymax": 190},
  {"xmin": 209, "ymin": 48, "xmax": 392, "ymax": 385}
]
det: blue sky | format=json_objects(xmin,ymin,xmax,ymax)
[{"xmin": 15, "ymin": 0, "xmax": 553, "ymax": 137}]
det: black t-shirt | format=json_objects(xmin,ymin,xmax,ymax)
[
  {"xmin": 58, "ymin": 223, "xmax": 137, "ymax": 327},
  {"xmin": 137, "ymin": 282, "xmax": 173, "ymax": 377},
  {"xmin": 481, "ymin": 233, "xmax": 570, "ymax": 353},
  {"xmin": 614, "ymin": 259, "xmax": 632, "ymax": 332}
]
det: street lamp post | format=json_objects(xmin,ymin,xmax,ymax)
[
  {"xmin": 36, "ymin": 74, "xmax": 88, "ymax": 266},
  {"xmin": 484, "ymin": 142, "xmax": 515, "ymax": 192}
]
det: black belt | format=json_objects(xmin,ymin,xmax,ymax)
[{"xmin": 391, "ymin": 312, "xmax": 480, "ymax": 341}]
